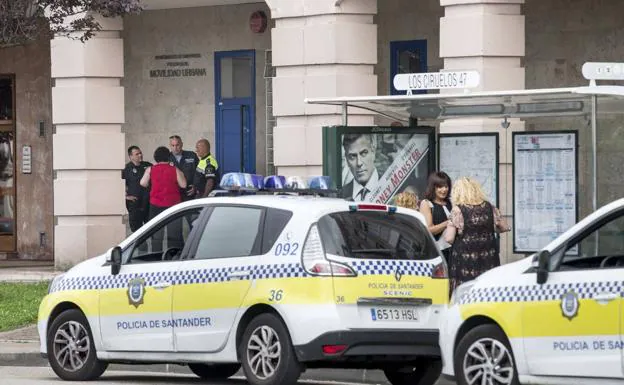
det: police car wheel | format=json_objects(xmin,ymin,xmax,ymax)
[
  {"xmin": 239, "ymin": 313, "xmax": 301, "ymax": 385},
  {"xmin": 188, "ymin": 363, "xmax": 240, "ymax": 379},
  {"xmin": 47, "ymin": 309, "xmax": 108, "ymax": 381},
  {"xmin": 383, "ymin": 358, "xmax": 442, "ymax": 385},
  {"xmin": 454, "ymin": 324, "xmax": 519, "ymax": 385}
]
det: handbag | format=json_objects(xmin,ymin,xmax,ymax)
[
  {"xmin": 494, "ymin": 208, "xmax": 511, "ymax": 233},
  {"xmin": 436, "ymin": 204, "xmax": 453, "ymax": 250}
]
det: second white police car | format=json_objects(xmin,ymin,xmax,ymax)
[
  {"xmin": 38, "ymin": 173, "xmax": 449, "ymax": 385},
  {"xmin": 441, "ymin": 197, "xmax": 624, "ymax": 385}
]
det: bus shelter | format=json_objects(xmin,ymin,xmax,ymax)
[{"xmin": 305, "ymin": 80, "xmax": 624, "ymax": 257}]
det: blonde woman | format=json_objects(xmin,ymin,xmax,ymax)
[
  {"xmin": 393, "ymin": 190, "xmax": 419, "ymax": 210},
  {"xmin": 444, "ymin": 177, "xmax": 510, "ymax": 291}
]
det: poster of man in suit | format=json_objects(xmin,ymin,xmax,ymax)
[{"xmin": 340, "ymin": 128, "xmax": 431, "ymax": 203}]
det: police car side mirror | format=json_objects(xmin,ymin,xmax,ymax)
[
  {"xmin": 536, "ymin": 250, "xmax": 550, "ymax": 285},
  {"xmin": 110, "ymin": 246, "xmax": 122, "ymax": 276}
]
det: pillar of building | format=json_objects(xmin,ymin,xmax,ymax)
[
  {"xmin": 51, "ymin": 15, "xmax": 126, "ymax": 269},
  {"xmin": 439, "ymin": 0, "xmax": 525, "ymax": 263},
  {"xmin": 266, "ymin": 0, "xmax": 378, "ymax": 176}
]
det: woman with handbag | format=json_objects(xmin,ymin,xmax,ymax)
[
  {"xmin": 443, "ymin": 177, "xmax": 511, "ymax": 293},
  {"xmin": 419, "ymin": 171, "xmax": 453, "ymax": 259}
]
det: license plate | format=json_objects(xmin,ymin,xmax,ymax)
[{"xmin": 370, "ymin": 307, "xmax": 418, "ymax": 322}]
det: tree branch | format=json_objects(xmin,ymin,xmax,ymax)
[{"xmin": 0, "ymin": 0, "xmax": 143, "ymax": 48}]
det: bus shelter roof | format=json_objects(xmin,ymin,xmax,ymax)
[{"xmin": 304, "ymin": 85, "xmax": 624, "ymax": 123}]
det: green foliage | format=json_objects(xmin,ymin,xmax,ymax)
[
  {"xmin": 0, "ymin": 0, "xmax": 143, "ymax": 48},
  {"xmin": 0, "ymin": 281, "xmax": 49, "ymax": 332}
]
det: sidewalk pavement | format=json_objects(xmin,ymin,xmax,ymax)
[
  {"xmin": 0, "ymin": 266, "xmax": 60, "ymax": 283},
  {"xmin": 0, "ymin": 325, "xmax": 45, "ymax": 367}
]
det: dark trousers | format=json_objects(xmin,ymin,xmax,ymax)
[
  {"xmin": 149, "ymin": 204, "xmax": 183, "ymax": 252},
  {"xmin": 126, "ymin": 200, "xmax": 149, "ymax": 233}
]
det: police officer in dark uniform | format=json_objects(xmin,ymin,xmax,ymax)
[
  {"xmin": 168, "ymin": 135, "xmax": 199, "ymax": 201},
  {"xmin": 194, "ymin": 139, "xmax": 220, "ymax": 198},
  {"xmin": 122, "ymin": 145, "xmax": 152, "ymax": 232}
]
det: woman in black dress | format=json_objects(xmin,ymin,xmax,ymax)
[
  {"xmin": 443, "ymin": 177, "xmax": 510, "ymax": 292},
  {"xmin": 419, "ymin": 172, "xmax": 453, "ymax": 258}
]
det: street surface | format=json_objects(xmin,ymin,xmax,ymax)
[{"xmin": 0, "ymin": 366, "xmax": 455, "ymax": 385}]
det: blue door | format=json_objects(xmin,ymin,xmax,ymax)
[
  {"xmin": 390, "ymin": 40, "xmax": 427, "ymax": 95},
  {"xmin": 214, "ymin": 50, "xmax": 256, "ymax": 174}
]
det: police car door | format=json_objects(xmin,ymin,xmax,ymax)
[
  {"xmin": 521, "ymin": 208, "xmax": 624, "ymax": 379},
  {"xmin": 172, "ymin": 204, "xmax": 264, "ymax": 352},
  {"xmin": 98, "ymin": 207, "xmax": 203, "ymax": 352}
]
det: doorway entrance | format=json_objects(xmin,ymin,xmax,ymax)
[
  {"xmin": 0, "ymin": 75, "xmax": 16, "ymax": 252},
  {"xmin": 214, "ymin": 50, "xmax": 256, "ymax": 174}
]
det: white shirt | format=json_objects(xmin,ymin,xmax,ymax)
[{"xmin": 351, "ymin": 169, "xmax": 379, "ymax": 201}]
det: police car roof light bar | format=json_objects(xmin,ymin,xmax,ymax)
[
  {"xmin": 219, "ymin": 172, "xmax": 262, "ymax": 191},
  {"xmin": 264, "ymin": 175, "xmax": 286, "ymax": 189},
  {"xmin": 216, "ymin": 173, "xmax": 340, "ymax": 197},
  {"xmin": 286, "ymin": 176, "xmax": 308, "ymax": 189}
]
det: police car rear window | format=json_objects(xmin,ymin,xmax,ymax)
[
  {"xmin": 261, "ymin": 208, "xmax": 294, "ymax": 254},
  {"xmin": 317, "ymin": 211, "xmax": 438, "ymax": 261}
]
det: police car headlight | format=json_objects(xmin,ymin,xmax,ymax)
[
  {"xmin": 450, "ymin": 281, "xmax": 475, "ymax": 306},
  {"xmin": 48, "ymin": 273, "xmax": 65, "ymax": 294}
]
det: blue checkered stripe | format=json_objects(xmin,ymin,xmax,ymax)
[
  {"xmin": 250, "ymin": 264, "xmax": 305, "ymax": 279},
  {"xmin": 348, "ymin": 260, "xmax": 433, "ymax": 277},
  {"xmin": 50, "ymin": 271, "xmax": 178, "ymax": 293},
  {"xmin": 49, "ymin": 263, "xmax": 308, "ymax": 293},
  {"xmin": 171, "ymin": 264, "xmax": 306, "ymax": 285},
  {"xmin": 173, "ymin": 268, "xmax": 232, "ymax": 285},
  {"xmin": 460, "ymin": 281, "xmax": 624, "ymax": 305}
]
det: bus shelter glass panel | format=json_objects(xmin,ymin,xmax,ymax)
[
  {"xmin": 587, "ymin": 96, "xmax": 624, "ymax": 256},
  {"xmin": 596, "ymin": 96, "xmax": 624, "ymax": 207}
]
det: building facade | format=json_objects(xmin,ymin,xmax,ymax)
[
  {"xmin": 0, "ymin": 0, "xmax": 623, "ymax": 268},
  {"xmin": 0, "ymin": 36, "xmax": 53, "ymax": 262}
]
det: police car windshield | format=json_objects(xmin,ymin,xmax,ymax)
[{"xmin": 317, "ymin": 211, "xmax": 439, "ymax": 261}]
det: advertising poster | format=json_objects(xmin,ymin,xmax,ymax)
[
  {"xmin": 512, "ymin": 131, "xmax": 578, "ymax": 253},
  {"xmin": 439, "ymin": 133, "xmax": 499, "ymax": 207},
  {"xmin": 323, "ymin": 126, "xmax": 435, "ymax": 204}
]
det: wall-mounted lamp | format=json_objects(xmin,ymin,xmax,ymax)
[{"xmin": 501, "ymin": 117, "xmax": 510, "ymax": 129}]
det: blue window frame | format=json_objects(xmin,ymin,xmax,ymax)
[{"xmin": 390, "ymin": 40, "xmax": 428, "ymax": 95}]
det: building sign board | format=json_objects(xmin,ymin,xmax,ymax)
[
  {"xmin": 582, "ymin": 62, "xmax": 624, "ymax": 81},
  {"xmin": 393, "ymin": 70, "xmax": 480, "ymax": 94},
  {"xmin": 146, "ymin": 53, "xmax": 208, "ymax": 79}
]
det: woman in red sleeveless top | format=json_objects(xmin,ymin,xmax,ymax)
[
  {"xmin": 141, "ymin": 146, "xmax": 186, "ymax": 213},
  {"xmin": 140, "ymin": 146, "xmax": 187, "ymax": 251}
]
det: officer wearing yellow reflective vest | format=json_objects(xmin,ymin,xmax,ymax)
[{"xmin": 194, "ymin": 139, "xmax": 220, "ymax": 198}]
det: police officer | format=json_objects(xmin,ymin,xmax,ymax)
[
  {"xmin": 194, "ymin": 139, "xmax": 220, "ymax": 198},
  {"xmin": 168, "ymin": 135, "xmax": 199, "ymax": 201},
  {"xmin": 122, "ymin": 145, "xmax": 152, "ymax": 232}
]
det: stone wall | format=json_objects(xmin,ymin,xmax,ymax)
[
  {"xmin": 122, "ymin": 3, "xmax": 272, "ymax": 174},
  {"xmin": 525, "ymin": 0, "xmax": 624, "ymax": 216}
]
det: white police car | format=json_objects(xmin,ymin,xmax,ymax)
[
  {"xmin": 440, "ymin": 197, "xmax": 624, "ymax": 385},
  {"xmin": 39, "ymin": 173, "xmax": 449, "ymax": 385}
]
